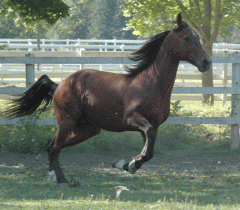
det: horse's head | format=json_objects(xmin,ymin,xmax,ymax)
[{"xmin": 171, "ymin": 13, "xmax": 211, "ymax": 72}]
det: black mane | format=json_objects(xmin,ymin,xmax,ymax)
[
  {"xmin": 126, "ymin": 31, "xmax": 170, "ymax": 77},
  {"xmin": 126, "ymin": 22, "xmax": 189, "ymax": 77}
]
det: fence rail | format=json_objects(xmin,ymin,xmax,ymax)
[
  {"xmin": 0, "ymin": 48, "xmax": 235, "ymax": 105},
  {"xmin": 1, "ymin": 38, "xmax": 240, "ymax": 53},
  {"xmin": 0, "ymin": 53, "xmax": 240, "ymax": 149}
]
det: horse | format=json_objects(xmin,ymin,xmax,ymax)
[{"xmin": 4, "ymin": 13, "xmax": 211, "ymax": 187}]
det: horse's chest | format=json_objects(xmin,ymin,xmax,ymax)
[{"xmin": 138, "ymin": 101, "xmax": 170, "ymax": 128}]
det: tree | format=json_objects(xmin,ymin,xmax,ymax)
[
  {"xmin": 122, "ymin": 0, "xmax": 240, "ymax": 105},
  {"xmin": 87, "ymin": 0, "xmax": 109, "ymax": 39},
  {"xmin": 46, "ymin": 0, "xmax": 89, "ymax": 39},
  {"xmin": 1, "ymin": 0, "xmax": 70, "ymax": 53},
  {"xmin": 0, "ymin": 14, "xmax": 29, "ymax": 38},
  {"xmin": 46, "ymin": 0, "xmax": 136, "ymax": 40},
  {"xmin": 217, "ymin": 26, "xmax": 240, "ymax": 43},
  {"xmin": 87, "ymin": 0, "xmax": 135, "ymax": 39},
  {"xmin": 1, "ymin": 0, "xmax": 69, "ymax": 25},
  {"xmin": 111, "ymin": 0, "xmax": 136, "ymax": 39}
]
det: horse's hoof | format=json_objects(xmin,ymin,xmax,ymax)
[
  {"xmin": 128, "ymin": 159, "xmax": 137, "ymax": 174},
  {"xmin": 59, "ymin": 183, "xmax": 69, "ymax": 189},
  {"xmin": 112, "ymin": 159, "xmax": 126, "ymax": 170}
]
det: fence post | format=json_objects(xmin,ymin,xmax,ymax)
[
  {"xmin": 28, "ymin": 38, "xmax": 32, "ymax": 51},
  {"xmin": 222, "ymin": 50, "xmax": 228, "ymax": 106},
  {"xmin": 79, "ymin": 48, "xmax": 85, "ymax": 70},
  {"xmin": 25, "ymin": 53, "xmax": 35, "ymax": 87},
  {"xmin": 231, "ymin": 52, "xmax": 240, "ymax": 149},
  {"xmin": 42, "ymin": 39, "xmax": 45, "ymax": 51},
  {"xmin": 113, "ymin": 38, "xmax": 117, "ymax": 52},
  {"xmin": 66, "ymin": 39, "xmax": 69, "ymax": 51}
]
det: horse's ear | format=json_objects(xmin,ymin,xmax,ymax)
[{"xmin": 176, "ymin": 13, "xmax": 182, "ymax": 27}]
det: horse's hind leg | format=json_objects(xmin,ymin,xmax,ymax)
[
  {"xmin": 47, "ymin": 138, "xmax": 57, "ymax": 182},
  {"xmin": 60, "ymin": 121, "xmax": 101, "ymax": 149},
  {"xmin": 48, "ymin": 121, "xmax": 74, "ymax": 185},
  {"xmin": 113, "ymin": 112, "xmax": 157, "ymax": 174},
  {"xmin": 47, "ymin": 119, "xmax": 100, "ymax": 185}
]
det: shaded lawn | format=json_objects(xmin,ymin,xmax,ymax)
[{"xmin": 1, "ymin": 150, "xmax": 240, "ymax": 209}]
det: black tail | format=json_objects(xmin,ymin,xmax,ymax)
[{"xmin": 3, "ymin": 75, "xmax": 58, "ymax": 118}]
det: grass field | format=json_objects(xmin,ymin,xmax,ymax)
[
  {"xmin": 1, "ymin": 100, "xmax": 240, "ymax": 209},
  {"xmin": 1, "ymin": 149, "xmax": 240, "ymax": 210}
]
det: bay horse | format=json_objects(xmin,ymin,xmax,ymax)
[{"xmin": 4, "ymin": 13, "xmax": 211, "ymax": 186}]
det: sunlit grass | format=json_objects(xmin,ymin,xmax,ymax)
[{"xmin": 1, "ymin": 159, "xmax": 240, "ymax": 210}]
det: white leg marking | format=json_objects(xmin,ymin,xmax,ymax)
[
  {"xmin": 48, "ymin": 170, "xmax": 57, "ymax": 183},
  {"xmin": 112, "ymin": 159, "xmax": 126, "ymax": 170},
  {"xmin": 128, "ymin": 159, "xmax": 137, "ymax": 174}
]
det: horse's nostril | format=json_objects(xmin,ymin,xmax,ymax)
[{"xmin": 203, "ymin": 58, "xmax": 211, "ymax": 65}]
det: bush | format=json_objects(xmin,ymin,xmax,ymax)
[
  {"xmin": 170, "ymin": 100, "xmax": 182, "ymax": 116},
  {"xmin": 156, "ymin": 124, "xmax": 193, "ymax": 150},
  {"xmin": 3, "ymin": 115, "xmax": 56, "ymax": 154},
  {"xmin": 0, "ymin": 126, "xmax": 10, "ymax": 150}
]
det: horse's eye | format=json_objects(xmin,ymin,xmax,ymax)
[{"xmin": 184, "ymin": 36, "xmax": 190, "ymax": 41}]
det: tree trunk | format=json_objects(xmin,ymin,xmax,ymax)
[
  {"xmin": 202, "ymin": 40, "xmax": 214, "ymax": 105},
  {"xmin": 201, "ymin": 0, "xmax": 214, "ymax": 105}
]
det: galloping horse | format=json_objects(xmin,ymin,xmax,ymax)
[{"xmin": 4, "ymin": 13, "xmax": 211, "ymax": 186}]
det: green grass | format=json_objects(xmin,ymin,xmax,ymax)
[{"xmin": 1, "ymin": 153, "xmax": 240, "ymax": 210}]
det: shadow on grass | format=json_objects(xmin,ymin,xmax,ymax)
[{"xmin": 1, "ymin": 149, "xmax": 240, "ymax": 207}]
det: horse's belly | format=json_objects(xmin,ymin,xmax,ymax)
[
  {"xmin": 84, "ymin": 110, "xmax": 126, "ymax": 132},
  {"xmin": 83, "ymin": 100, "xmax": 126, "ymax": 131}
]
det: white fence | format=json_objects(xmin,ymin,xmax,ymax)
[
  {"xmin": 0, "ymin": 53, "xmax": 240, "ymax": 149},
  {"xmin": 0, "ymin": 38, "xmax": 142, "ymax": 52},
  {"xmin": 1, "ymin": 39, "xmax": 239, "ymax": 100},
  {"xmin": 0, "ymin": 39, "xmax": 239, "ymax": 98},
  {"xmin": 1, "ymin": 38, "xmax": 240, "ymax": 53},
  {"xmin": 0, "ymin": 50, "xmax": 234, "ymax": 104}
]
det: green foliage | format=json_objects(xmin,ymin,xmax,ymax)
[
  {"xmin": 157, "ymin": 124, "xmax": 193, "ymax": 150},
  {"xmin": 0, "ymin": 44, "xmax": 9, "ymax": 50},
  {"xmin": 1, "ymin": 0, "xmax": 70, "ymax": 25},
  {"xmin": 170, "ymin": 100, "xmax": 182, "ymax": 117},
  {"xmin": 0, "ymin": 0, "xmax": 136, "ymax": 39},
  {"xmin": 2, "ymin": 115, "xmax": 56, "ymax": 154},
  {"xmin": 0, "ymin": 126, "xmax": 10, "ymax": 149},
  {"xmin": 122, "ymin": 0, "xmax": 178, "ymax": 36},
  {"xmin": 122, "ymin": 0, "xmax": 240, "ymax": 39},
  {"xmin": 47, "ymin": 0, "xmax": 136, "ymax": 39},
  {"xmin": 86, "ymin": 0, "xmax": 136, "ymax": 39},
  {"xmin": 87, "ymin": 0, "xmax": 108, "ymax": 39}
]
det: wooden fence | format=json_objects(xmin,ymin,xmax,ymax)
[
  {"xmin": 1, "ymin": 38, "xmax": 240, "ymax": 53},
  {"xmin": 0, "ymin": 51, "xmax": 232, "ymax": 103},
  {"xmin": 0, "ymin": 53, "xmax": 240, "ymax": 149}
]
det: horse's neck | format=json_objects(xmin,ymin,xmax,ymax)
[{"xmin": 151, "ymin": 50, "xmax": 179, "ymax": 98}]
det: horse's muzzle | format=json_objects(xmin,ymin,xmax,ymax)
[{"xmin": 197, "ymin": 57, "xmax": 212, "ymax": 72}]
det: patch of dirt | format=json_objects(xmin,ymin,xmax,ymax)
[{"xmin": 1, "ymin": 150, "xmax": 240, "ymax": 177}]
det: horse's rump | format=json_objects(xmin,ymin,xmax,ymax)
[{"xmin": 53, "ymin": 69, "xmax": 131, "ymax": 131}]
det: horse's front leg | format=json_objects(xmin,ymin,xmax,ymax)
[{"xmin": 113, "ymin": 112, "xmax": 157, "ymax": 174}]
